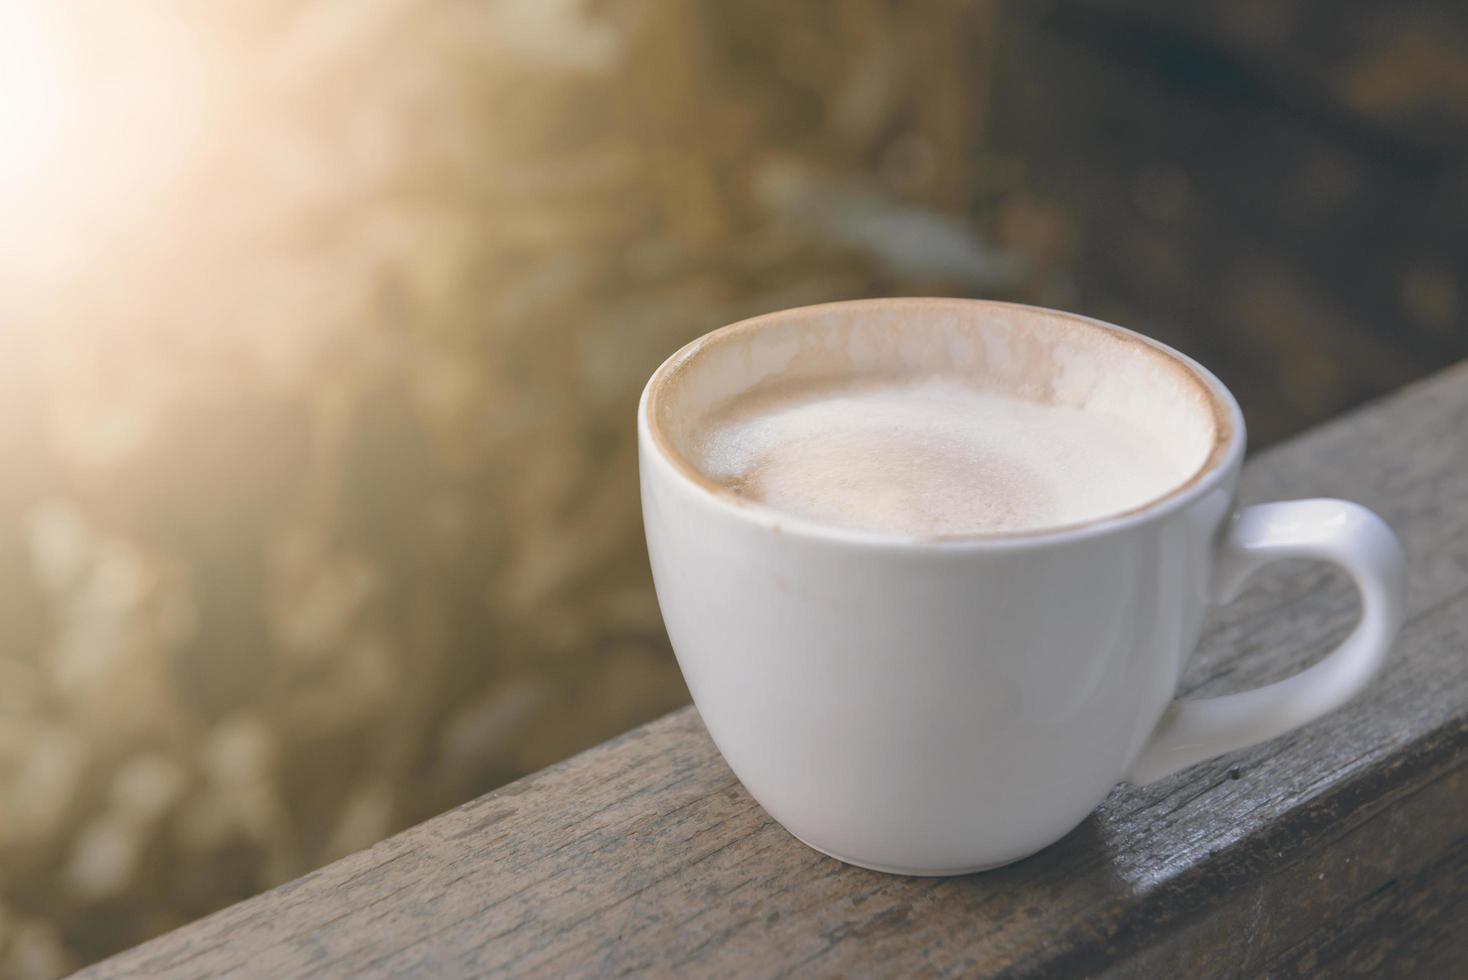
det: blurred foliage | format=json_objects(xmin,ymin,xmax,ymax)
[
  {"xmin": 0, "ymin": 0, "xmax": 1463, "ymax": 975},
  {"xmin": 0, "ymin": 1, "xmax": 1039, "ymax": 973}
]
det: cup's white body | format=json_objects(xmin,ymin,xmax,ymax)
[
  {"xmin": 641, "ymin": 396, "xmax": 1240, "ymax": 874},
  {"xmin": 639, "ymin": 299, "xmax": 1403, "ymax": 876}
]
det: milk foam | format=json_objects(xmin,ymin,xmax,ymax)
[{"xmin": 696, "ymin": 379, "xmax": 1201, "ymax": 535}]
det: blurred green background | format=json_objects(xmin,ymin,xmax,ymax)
[{"xmin": 0, "ymin": 1, "xmax": 1463, "ymax": 974}]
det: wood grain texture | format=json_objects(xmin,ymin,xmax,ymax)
[{"xmin": 81, "ymin": 362, "xmax": 1468, "ymax": 978}]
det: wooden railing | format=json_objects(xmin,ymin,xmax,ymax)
[{"xmin": 80, "ymin": 363, "xmax": 1468, "ymax": 977}]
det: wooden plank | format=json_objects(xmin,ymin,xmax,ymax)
[{"xmin": 80, "ymin": 361, "xmax": 1468, "ymax": 978}]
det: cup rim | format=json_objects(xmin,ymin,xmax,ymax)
[{"xmin": 639, "ymin": 298, "xmax": 1246, "ymax": 550}]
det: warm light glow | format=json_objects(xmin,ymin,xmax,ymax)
[
  {"xmin": 0, "ymin": 2, "xmax": 209, "ymax": 301},
  {"xmin": 0, "ymin": 3, "xmax": 68, "ymax": 194}
]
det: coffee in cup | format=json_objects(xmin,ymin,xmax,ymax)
[{"xmin": 640, "ymin": 298, "xmax": 1403, "ymax": 874}]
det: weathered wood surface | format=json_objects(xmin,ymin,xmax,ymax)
[{"xmin": 82, "ymin": 362, "xmax": 1468, "ymax": 977}]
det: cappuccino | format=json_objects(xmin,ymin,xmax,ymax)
[
  {"xmin": 694, "ymin": 378, "xmax": 1204, "ymax": 535},
  {"xmin": 642, "ymin": 299, "xmax": 1400, "ymax": 876}
]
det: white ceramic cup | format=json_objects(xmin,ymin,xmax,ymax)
[{"xmin": 638, "ymin": 298, "xmax": 1405, "ymax": 875}]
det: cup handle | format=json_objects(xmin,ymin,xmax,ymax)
[{"xmin": 1126, "ymin": 499, "xmax": 1406, "ymax": 785}]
